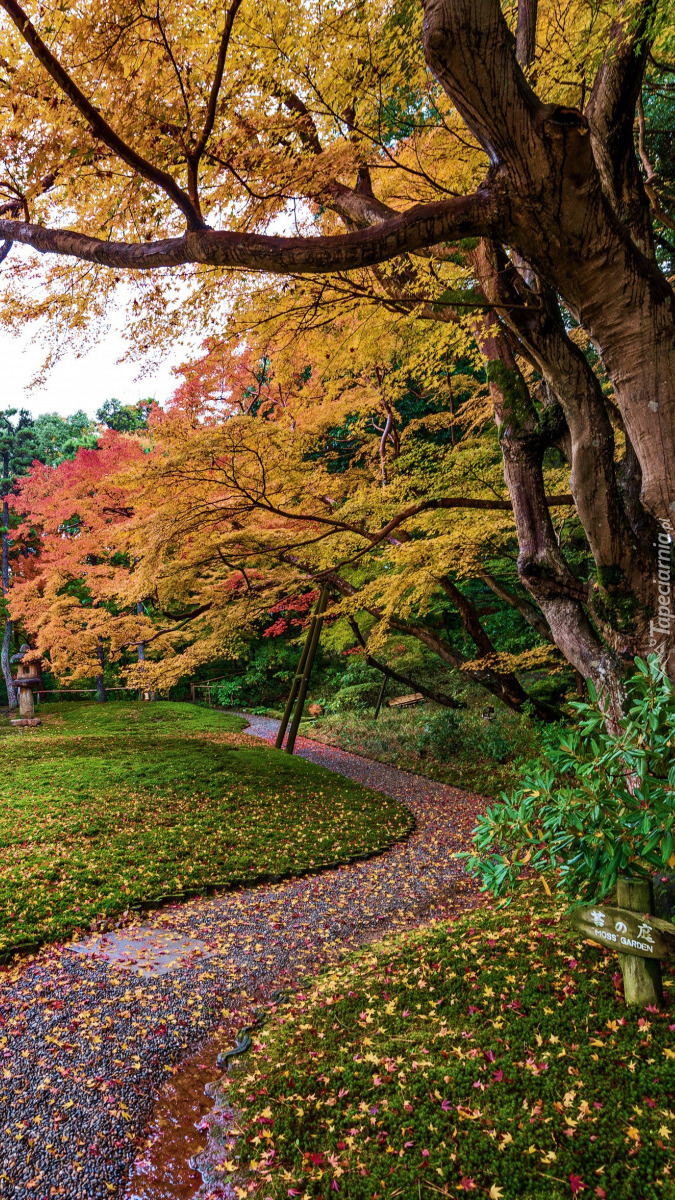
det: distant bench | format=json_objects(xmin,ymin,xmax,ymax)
[{"xmin": 387, "ymin": 692, "xmax": 426, "ymax": 709}]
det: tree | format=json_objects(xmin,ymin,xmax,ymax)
[
  {"xmin": 0, "ymin": 408, "xmax": 103, "ymax": 704},
  {"xmin": 0, "ymin": 0, "xmax": 673, "ymax": 717},
  {"xmin": 31, "ymin": 411, "xmax": 97, "ymax": 465},
  {"xmin": 10, "ymin": 334, "xmax": 567, "ymax": 717},
  {"xmin": 96, "ymin": 398, "xmax": 156, "ymax": 434},
  {"xmin": 9, "ymin": 431, "xmax": 150, "ymax": 691},
  {"xmin": 0, "ymin": 407, "xmax": 37, "ymax": 705}
]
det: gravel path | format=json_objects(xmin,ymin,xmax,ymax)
[{"xmin": 0, "ymin": 717, "xmax": 485, "ymax": 1200}]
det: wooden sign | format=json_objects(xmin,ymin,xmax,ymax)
[{"xmin": 571, "ymin": 904, "xmax": 675, "ymax": 960}]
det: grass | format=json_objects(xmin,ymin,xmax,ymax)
[
  {"xmin": 228, "ymin": 895, "xmax": 675, "ymax": 1199},
  {"xmin": 306, "ymin": 704, "xmax": 543, "ymax": 796},
  {"xmin": 0, "ymin": 701, "xmax": 412, "ymax": 953}
]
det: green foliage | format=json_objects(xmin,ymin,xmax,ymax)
[
  {"xmin": 31, "ymin": 411, "xmax": 98, "ymax": 465},
  {"xmin": 96, "ymin": 397, "xmax": 155, "ymax": 433},
  {"xmin": 310, "ymin": 700, "xmax": 543, "ymax": 795},
  {"xmin": 0, "ymin": 702, "xmax": 412, "ymax": 951},
  {"xmin": 319, "ymin": 657, "xmax": 384, "ymax": 713},
  {"xmin": 0, "ymin": 408, "xmax": 39, "ymax": 490},
  {"xmin": 213, "ymin": 640, "xmax": 305, "ymax": 709},
  {"xmin": 0, "ymin": 408, "xmax": 97, "ymax": 485},
  {"xmin": 414, "ymin": 707, "xmax": 463, "ymax": 759},
  {"xmin": 463, "ymin": 657, "xmax": 675, "ymax": 901},
  {"xmin": 228, "ymin": 897, "xmax": 675, "ymax": 1199},
  {"xmin": 414, "ymin": 707, "xmax": 511, "ymax": 764}
]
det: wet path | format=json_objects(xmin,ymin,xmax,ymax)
[{"xmin": 0, "ymin": 718, "xmax": 485, "ymax": 1199}]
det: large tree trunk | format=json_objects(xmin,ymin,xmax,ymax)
[{"xmin": 423, "ymin": 0, "xmax": 675, "ymax": 531}]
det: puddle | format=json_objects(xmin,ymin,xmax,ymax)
[
  {"xmin": 123, "ymin": 1051, "xmax": 223, "ymax": 1199},
  {"xmin": 68, "ymin": 926, "xmax": 215, "ymax": 976},
  {"xmin": 123, "ymin": 1012, "xmax": 251, "ymax": 1200}
]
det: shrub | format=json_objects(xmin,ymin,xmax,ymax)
[
  {"xmin": 463, "ymin": 656, "xmax": 675, "ymax": 901},
  {"xmin": 415, "ymin": 708, "xmax": 463, "ymax": 760},
  {"xmin": 328, "ymin": 681, "xmax": 383, "ymax": 712}
]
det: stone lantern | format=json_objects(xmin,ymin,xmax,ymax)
[{"xmin": 10, "ymin": 644, "xmax": 42, "ymax": 727}]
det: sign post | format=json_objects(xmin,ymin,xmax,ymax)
[{"xmin": 570, "ymin": 876, "xmax": 675, "ymax": 1006}]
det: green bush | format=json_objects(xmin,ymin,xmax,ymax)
[
  {"xmin": 328, "ymin": 681, "xmax": 384, "ymax": 712},
  {"xmin": 463, "ymin": 656, "xmax": 675, "ymax": 901},
  {"xmin": 310, "ymin": 700, "xmax": 544, "ymax": 794},
  {"xmin": 415, "ymin": 708, "xmax": 463, "ymax": 760}
]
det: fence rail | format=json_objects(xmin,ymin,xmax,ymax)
[{"xmin": 190, "ymin": 682, "xmax": 229, "ymax": 706}]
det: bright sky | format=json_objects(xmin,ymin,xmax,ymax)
[{"xmin": 0, "ymin": 305, "xmax": 195, "ymax": 419}]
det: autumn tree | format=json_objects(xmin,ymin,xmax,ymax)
[
  {"xmin": 9, "ymin": 432, "xmax": 151, "ymax": 692},
  {"xmin": 0, "ymin": 407, "xmax": 36, "ymax": 705},
  {"xmin": 8, "ymin": 331, "xmax": 569, "ymax": 720},
  {"xmin": 0, "ymin": 0, "xmax": 673, "ymax": 717}
]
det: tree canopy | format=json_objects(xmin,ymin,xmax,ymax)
[{"xmin": 0, "ymin": 0, "xmax": 674, "ymax": 716}]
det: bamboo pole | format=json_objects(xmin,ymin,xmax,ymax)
[
  {"xmin": 275, "ymin": 589, "xmax": 327, "ymax": 749},
  {"xmin": 374, "ymin": 672, "xmax": 389, "ymax": 720},
  {"xmin": 275, "ymin": 612, "xmax": 317, "ymax": 749},
  {"xmin": 284, "ymin": 587, "xmax": 329, "ymax": 755}
]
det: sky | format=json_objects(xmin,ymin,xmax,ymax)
[{"xmin": 0, "ymin": 303, "xmax": 195, "ymax": 419}]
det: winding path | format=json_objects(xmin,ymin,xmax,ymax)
[{"xmin": 0, "ymin": 718, "xmax": 485, "ymax": 1200}]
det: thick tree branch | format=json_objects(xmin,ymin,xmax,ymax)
[
  {"xmin": 0, "ymin": 0, "xmax": 205, "ymax": 230},
  {"xmin": 585, "ymin": 0, "xmax": 656, "ymax": 254},
  {"xmin": 0, "ymin": 190, "xmax": 496, "ymax": 272},
  {"xmin": 423, "ymin": 0, "xmax": 542, "ymax": 167},
  {"xmin": 475, "ymin": 239, "xmax": 650, "ymax": 610},
  {"xmin": 476, "ymin": 568, "xmax": 552, "ymax": 641},
  {"xmin": 516, "ymin": 0, "xmax": 537, "ymax": 68},
  {"xmin": 192, "ymin": 0, "xmax": 243, "ymax": 164}
]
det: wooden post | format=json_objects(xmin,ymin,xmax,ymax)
[
  {"xmin": 616, "ymin": 876, "xmax": 663, "ymax": 1007},
  {"xmin": 373, "ymin": 672, "xmax": 389, "ymax": 720},
  {"xmin": 190, "ymin": 682, "xmax": 196, "ymax": 703},
  {"xmin": 285, "ymin": 587, "xmax": 329, "ymax": 755}
]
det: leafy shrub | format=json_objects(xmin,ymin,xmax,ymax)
[
  {"xmin": 416, "ymin": 709, "xmax": 512, "ymax": 763},
  {"xmin": 463, "ymin": 656, "xmax": 675, "ymax": 901},
  {"xmin": 327, "ymin": 681, "xmax": 383, "ymax": 712},
  {"xmin": 310, "ymin": 699, "xmax": 543, "ymax": 794},
  {"xmin": 214, "ymin": 677, "xmax": 247, "ymax": 707},
  {"xmin": 415, "ymin": 709, "xmax": 463, "ymax": 760},
  {"xmin": 474, "ymin": 718, "xmax": 512, "ymax": 763}
]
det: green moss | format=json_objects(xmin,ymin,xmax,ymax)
[
  {"xmin": 591, "ymin": 571, "xmax": 641, "ymax": 633},
  {"xmin": 595, "ymin": 564, "xmax": 626, "ymax": 590},
  {"xmin": 536, "ymin": 401, "xmax": 566, "ymax": 443},
  {"xmin": 432, "ymin": 285, "xmax": 483, "ymax": 313},
  {"xmin": 0, "ymin": 702, "xmax": 412, "ymax": 951},
  {"xmin": 486, "ymin": 360, "xmax": 532, "ymax": 429},
  {"xmin": 230, "ymin": 897, "xmax": 675, "ymax": 1199}
]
